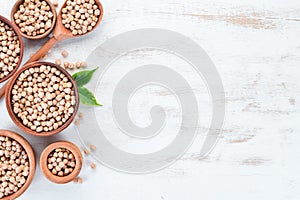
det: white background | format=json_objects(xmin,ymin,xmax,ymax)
[{"xmin": 1, "ymin": 0, "xmax": 300, "ymax": 199}]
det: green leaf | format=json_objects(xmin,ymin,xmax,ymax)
[
  {"xmin": 78, "ymin": 87, "xmax": 102, "ymax": 106},
  {"xmin": 72, "ymin": 67, "xmax": 98, "ymax": 87}
]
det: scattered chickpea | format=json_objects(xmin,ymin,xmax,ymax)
[
  {"xmin": 61, "ymin": 0, "xmax": 101, "ymax": 35},
  {"xmin": 0, "ymin": 136, "xmax": 30, "ymax": 198},
  {"xmin": 13, "ymin": 0, "xmax": 54, "ymax": 37},
  {"xmin": 55, "ymin": 58, "xmax": 61, "ymax": 65},
  {"xmin": 78, "ymin": 112, "xmax": 83, "ymax": 118},
  {"xmin": 89, "ymin": 144, "xmax": 96, "ymax": 151},
  {"xmin": 67, "ymin": 61, "xmax": 87, "ymax": 70},
  {"xmin": 80, "ymin": 62, "xmax": 87, "ymax": 68},
  {"xmin": 52, "ymin": 0, "xmax": 58, "ymax": 7},
  {"xmin": 75, "ymin": 61, "xmax": 81, "ymax": 69},
  {"xmin": 74, "ymin": 119, "xmax": 80, "ymax": 126},
  {"xmin": 91, "ymin": 163, "xmax": 96, "ymax": 169},
  {"xmin": 0, "ymin": 20, "xmax": 21, "ymax": 81},
  {"xmin": 83, "ymin": 148, "xmax": 89, "ymax": 155},
  {"xmin": 11, "ymin": 65, "xmax": 76, "ymax": 133},
  {"xmin": 63, "ymin": 61, "xmax": 69, "ymax": 69},
  {"xmin": 61, "ymin": 50, "xmax": 68, "ymax": 58},
  {"xmin": 73, "ymin": 177, "xmax": 83, "ymax": 184},
  {"xmin": 68, "ymin": 63, "xmax": 74, "ymax": 69},
  {"xmin": 47, "ymin": 148, "xmax": 76, "ymax": 176}
]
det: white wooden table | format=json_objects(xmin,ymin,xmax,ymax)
[{"xmin": 1, "ymin": 0, "xmax": 300, "ymax": 199}]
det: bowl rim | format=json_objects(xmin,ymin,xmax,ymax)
[
  {"xmin": 0, "ymin": 129, "xmax": 36, "ymax": 199},
  {"xmin": 0, "ymin": 15, "xmax": 24, "ymax": 83},
  {"xmin": 40, "ymin": 141, "xmax": 83, "ymax": 184},
  {"xmin": 10, "ymin": 0, "xmax": 57, "ymax": 40},
  {"xmin": 5, "ymin": 61, "xmax": 79, "ymax": 137}
]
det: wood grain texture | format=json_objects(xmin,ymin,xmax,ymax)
[{"xmin": 0, "ymin": 0, "xmax": 300, "ymax": 199}]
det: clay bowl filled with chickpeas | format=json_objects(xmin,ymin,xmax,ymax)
[
  {"xmin": 5, "ymin": 61, "xmax": 79, "ymax": 136},
  {"xmin": 0, "ymin": 15, "xmax": 24, "ymax": 83},
  {"xmin": 40, "ymin": 141, "xmax": 82, "ymax": 184},
  {"xmin": 0, "ymin": 130, "xmax": 36, "ymax": 199},
  {"xmin": 11, "ymin": 0, "xmax": 57, "ymax": 39}
]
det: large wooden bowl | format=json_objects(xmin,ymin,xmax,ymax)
[
  {"xmin": 5, "ymin": 61, "xmax": 79, "ymax": 137},
  {"xmin": 0, "ymin": 129, "xmax": 36, "ymax": 199},
  {"xmin": 11, "ymin": 0, "xmax": 57, "ymax": 40},
  {"xmin": 0, "ymin": 15, "xmax": 24, "ymax": 83},
  {"xmin": 40, "ymin": 141, "xmax": 83, "ymax": 184}
]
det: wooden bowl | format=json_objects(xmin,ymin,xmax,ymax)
[
  {"xmin": 0, "ymin": 15, "xmax": 24, "ymax": 83},
  {"xmin": 40, "ymin": 141, "xmax": 83, "ymax": 184},
  {"xmin": 11, "ymin": 0, "xmax": 57, "ymax": 40},
  {"xmin": 53, "ymin": 0, "xmax": 104, "ymax": 41},
  {"xmin": 0, "ymin": 129, "xmax": 36, "ymax": 199},
  {"xmin": 5, "ymin": 61, "xmax": 79, "ymax": 137}
]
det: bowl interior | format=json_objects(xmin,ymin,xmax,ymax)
[
  {"xmin": 0, "ymin": 129, "xmax": 36, "ymax": 199},
  {"xmin": 10, "ymin": 0, "xmax": 57, "ymax": 40},
  {"xmin": 0, "ymin": 15, "xmax": 24, "ymax": 83},
  {"xmin": 5, "ymin": 61, "xmax": 79, "ymax": 137}
]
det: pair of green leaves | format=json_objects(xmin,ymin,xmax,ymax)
[{"xmin": 72, "ymin": 68, "xmax": 102, "ymax": 106}]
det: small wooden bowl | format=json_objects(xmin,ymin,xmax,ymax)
[
  {"xmin": 53, "ymin": 0, "xmax": 104, "ymax": 41},
  {"xmin": 40, "ymin": 141, "xmax": 83, "ymax": 184},
  {"xmin": 5, "ymin": 61, "xmax": 79, "ymax": 137},
  {"xmin": 0, "ymin": 129, "xmax": 36, "ymax": 199},
  {"xmin": 11, "ymin": 0, "xmax": 57, "ymax": 40},
  {"xmin": 0, "ymin": 15, "xmax": 24, "ymax": 83}
]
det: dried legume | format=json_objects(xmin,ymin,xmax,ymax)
[
  {"xmin": 0, "ymin": 136, "xmax": 30, "ymax": 198},
  {"xmin": 0, "ymin": 20, "xmax": 21, "ymax": 81}
]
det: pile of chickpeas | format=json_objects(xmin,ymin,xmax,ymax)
[
  {"xmin": 47, "ymin": 148, "xmax": 76, "ymax": 177},
  {"xmin": 61, "ymin": 0, "xmax": 101, "ymax": 35},
  {"xmin": 13, "ymin": 0, "xmax": 54, "ymax": 37},
  {"xmin": 0, "ymin": 20, "xmax": 21, "ymax": 81},
  {"xmin": 0, "ymin": 136, "xmax": 29, "ymax": 198},
  {"xmin": 11, "ymin": 65, "xmax": 76, "ymax": 133}
]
